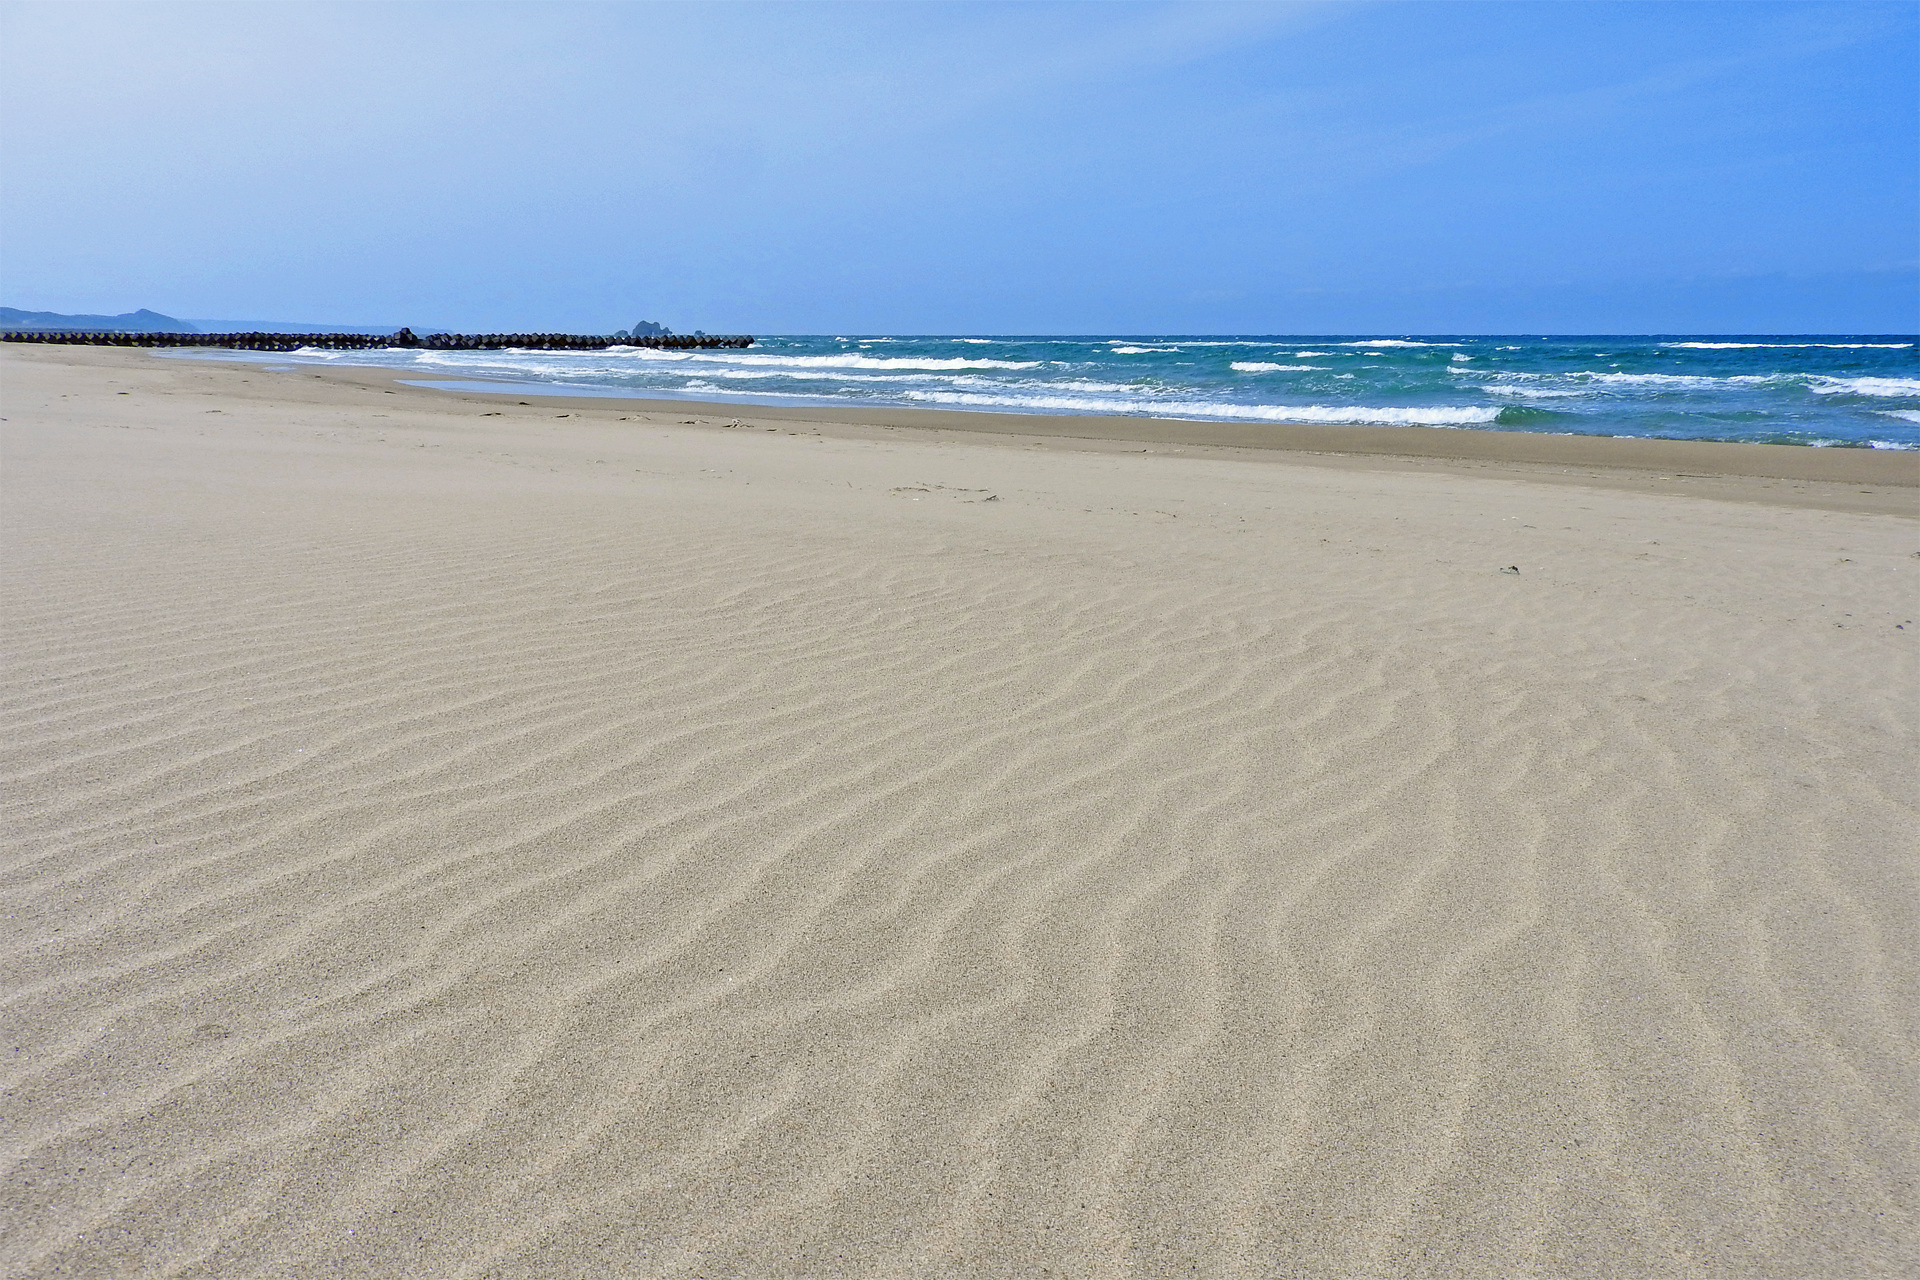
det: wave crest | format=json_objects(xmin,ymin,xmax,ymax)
[
  {"xmin": 1663, "ymin": 341, "xmax": 1913, "ymax": 350},
  {"xmin": 1807, "ymin": 377, "xmax": 1920, "ymax": 398},
  {"xmin": 900, "ymin": 389, "xmax": 1500, "ymax": 425},
  {"xmin": 631, "ymin": 351, "xmax": 1043, "ymax": 371}
]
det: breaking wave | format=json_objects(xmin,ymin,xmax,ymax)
[
  {"xmin": 1806, "ymin": 376, "xmax": 1920, "ymax": 397},
  {"xmin": 1335, "ymin": 339, "xmax": 1459, "ymax": 348},
  {"xmin": 900, "ymin": 388, "xmax": 1501, "ymax": 425},
  {"xmin": 1663, "ymin": 341, "xmax": 1912, "ymax": 350}
]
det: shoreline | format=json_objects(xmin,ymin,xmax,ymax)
[
  {"xmin": 28, "ymin": 344, "xmax": 1913, "ymax": 516},
  {"xmin": 137, "ymin": 338, "xmax": 1920, "ymax": 475},
  {"xmin": 188, "ymin": 347, "xmax": 1920, "ymax": 479}
]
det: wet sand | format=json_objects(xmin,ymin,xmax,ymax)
[{"xmin": 4, "ymin": 345, "xmax": 1917, "ymax": 1277}]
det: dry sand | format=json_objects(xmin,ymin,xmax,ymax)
[{"xmin": 3, "ymin": 345, "xmax": 1917, "ymax": 1278}]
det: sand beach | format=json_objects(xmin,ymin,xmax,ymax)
[{"xmin": 3, "ymin": 344, "xmax": 1916, "ymax": 1277}]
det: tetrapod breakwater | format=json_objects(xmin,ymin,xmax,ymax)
[{"xmin": 0, "ymin": 328, "xmax": 754, "ymax": 352}]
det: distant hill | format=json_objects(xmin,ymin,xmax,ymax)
[{"xmin": 1, "ymin": 307, "xmax": 198, "ymax": 332}]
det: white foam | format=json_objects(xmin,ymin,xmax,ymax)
[
  {"xmin": 1485, "ymin": 386, "xmax": 1586, "ymax": 399},
  {"xmin": 1663, "ymin": 341, "xmax": 1913, "ymax": 349},
  {"xmin": 1293, "ymin": 351, "xmax": 1329, "ymax": 357},
  {"xmin": 1109, "ymin": 346, "xmax": 1179, "ymax": 354},
  {"xmin": 958, "ymin": 376, "xmax": 1143, "ymax": 394},
  {"xmin": 1807, "ymin": 377, "xmax": 1920, "ymax": 397},
  {"xmin": 1231, "ymin": 362, "xmax": 1323, "ymax": 372},
  {"xmin": 701, "ymin": 369, "xmax": 1148, "ymax": 394},
  {"xmin": 1795, "ymin": 437, "xmax": 1920, "ymax": 450},
  {"xmin": 710, "ymin": 369, "xmax": 947, "ymax": 382},
  {"xmin": 625, "ymin": 351, "xmax": 1042, "ymax": 371},
  {"xmin": 1479, "ymin": 367, "xmax": 1920, "ymax": 405},
  {"xmin": 900, "ymin": 388, "xmax": 1499, "ymax": 425},
  {"xmin": 1625, "ymin": 372, "xmax": 1788, "ymax": 387},
  {"xmin": 1452, "ymin": 354, "xmax": 1471, "ymax": 361},
  {"xmin": 1495, "ymin": 371, "xmax": 1785, "ymax": 390},
  {"xmin": 1877, "ymin": 410, "xmax": 1920, "ymax": 423},
  {"xmin": 1334, "ymin": 339, "xmax": 1458, "ymax": 348}
]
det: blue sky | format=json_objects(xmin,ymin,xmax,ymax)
[{"xmin": 2, "ymin": 1, "xmax": 1913, "ymax": 334}]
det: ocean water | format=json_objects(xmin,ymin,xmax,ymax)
[{"xmin": 183, "ymin": 334, "xmax": 1919, "ymax": 447}]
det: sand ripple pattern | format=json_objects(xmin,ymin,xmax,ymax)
[{"xmin": 3, "ymin": 381, "xmax": 1917, "ymax": 1277}]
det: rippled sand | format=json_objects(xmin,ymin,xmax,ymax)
[{"xmin": 4, "ymin": 347, "xmax": 1916, "ymax": 1277}]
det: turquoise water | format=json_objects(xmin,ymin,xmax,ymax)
[{"xmin": 183, "ymin": 334, "xmax": 1920, "ymax": 447}]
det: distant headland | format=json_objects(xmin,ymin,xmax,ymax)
[{"xmin": 0, "ymin": 307, "xmax": 202, "ymax": 333}]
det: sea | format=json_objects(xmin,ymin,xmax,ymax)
[{"xmin": 187, "ymin": 334, "xmax": 1920, "ymax": 448}]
